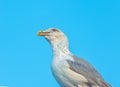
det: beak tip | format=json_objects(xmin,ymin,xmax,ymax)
[
  {"xmin": 37, "ymin": 30, "xmax": 43, "ymax": 36},
  {"xmin": 37, "ymin": 31, "xmax": 48, "ymax": 36}
]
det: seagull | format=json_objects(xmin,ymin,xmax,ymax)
[{"xmin": 37, "ymin": 28, "xmax": 112, "ymax": 87}]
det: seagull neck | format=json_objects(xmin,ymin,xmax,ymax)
[{"xmin": 52, "ymin": 44, "xmax": 71, "ymax": 55}]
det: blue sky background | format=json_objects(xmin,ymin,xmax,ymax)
[{"xmin": 0, "ymin": 0, "xmax": 120, "ymax": 87}]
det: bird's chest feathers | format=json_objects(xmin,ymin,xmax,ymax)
[
  {"xmin": 52, "ymin": 49, "xmax": 72, "ymax": 72},
  {"xmin": 52, "ymin": 51, "xmax": 70, "ymax": 67},
  {"xmin": 52, "ymin": 47, "xmax": 72, "ymax": 64}
]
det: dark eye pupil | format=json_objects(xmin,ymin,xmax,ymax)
[{"xmin": 52, "ymin": 29, "xmax": 58, "ymax": 32}]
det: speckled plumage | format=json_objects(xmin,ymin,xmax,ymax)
[{"xmin": 37, "ymin": 28, "xmax": 112, "ymax": 87}]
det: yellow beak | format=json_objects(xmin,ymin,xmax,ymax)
[{"xmin": 37, "ymin": 31, "xmax": 49, "ymax": 36}]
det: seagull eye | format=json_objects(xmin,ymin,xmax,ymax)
[{"xmin": 52, "ymin": 29, "xmax": 59, "ymax": 32}]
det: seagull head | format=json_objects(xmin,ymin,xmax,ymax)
[{"xmin": 37, "ymin": 28, "xmax": 69, "ymax": 50}]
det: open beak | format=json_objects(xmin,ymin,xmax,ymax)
[{"xmin": 37, "ymin": 31, "xmax": 50, "ymax": 36}]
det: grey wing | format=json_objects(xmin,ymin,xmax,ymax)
[{"xmin": 67, "ymin": 55, "xmax": 112, "ymax": 87}]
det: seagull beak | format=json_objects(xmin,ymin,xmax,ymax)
[{"xmin": 37, "ymin": 31, "xmax": 50, "ymax": 36}]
